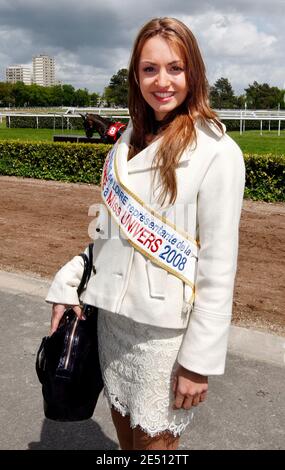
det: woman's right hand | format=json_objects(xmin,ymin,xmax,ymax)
[{"xmin": 50, "ymin": 303, "xmax": 84, "ymax": 335}]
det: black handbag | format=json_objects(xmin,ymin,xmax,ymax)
[{"xmin": 36, "ymin": 243, "xmax": 103, "ymax": 421}]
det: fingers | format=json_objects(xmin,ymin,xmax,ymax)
[
  {"xmin": 200, "ymin": 391, "xmax": 208, "ymax": 402},
  {"xmin": 172, "ymin": 375, "xmax": 177, "ymax": 394},
  {"xmin": 181, "ymin": 396, "xmax": 193, "ymax": 410},
  {"xmin": 73, "ymin": 304, "xmax": 85, "ymax": 320},
  {"xmin": 192, "ymin": 395, "xmax": 200, "ymax": 407},
  {"xmin": 172, "ymin": 368, "xmax": 208, "ymax": 410},
  {"xmin": 50, "ymin": 303, "xmax": 66, "ymax": 335},
  {"xmin": 173, "ymin": 391, "xmax": 208, "ymax": 410},
  {"xmin": 50, "ymin": 303, "xmax": 83, "ymax": 335},
  {"xmin": 173, "ymin": 391, "xmax": 185, "ymax": 410}
]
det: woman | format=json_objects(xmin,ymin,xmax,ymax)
[{"xmin": 46, "ymin": 17, "xmax": 245, "ymax": 450}]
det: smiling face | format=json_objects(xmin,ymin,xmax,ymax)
[{"xmin": 138, "ymin": 35, "xmax": 189, "ymax": 121}]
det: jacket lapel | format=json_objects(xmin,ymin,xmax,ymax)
[
  {"xmin": 115, "ymin": 118, "xmax": 225, "ymax": 177},
  {"xmin": 114, "ymin": 128, "xmax": 131, "ymax": 184},
  {"xmin": 115, "ymin": 126, "xmax": 163, "ymax": 176},
  {"xmin": 127, "ymin": 138, "xmax": 163, "ymax": 174}
]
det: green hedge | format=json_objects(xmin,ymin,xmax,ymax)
[
  {"xmin": 244, "ymin": 153, "xmax": 284, "ymax": 201},
  {"xmin": 0, "ymin": 141, "xmax": 111, "ymax": 185},
  {"xmin": 0, "ymin": 141, "xmax": 284, "ymax": 201}
]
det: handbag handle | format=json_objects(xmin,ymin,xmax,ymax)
[{"xmin": 77, "ymin": 243, "xmax": 94, "ymax": 298}]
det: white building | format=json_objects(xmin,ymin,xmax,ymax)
[
  {"xmin": 6, "ymin": 65, "xmax": 32, "ymax": 85},
  {"xmin": 32, "ymin": 55, "xmax": 55, "ymax": 86}
]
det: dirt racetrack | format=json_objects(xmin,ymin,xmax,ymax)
[{"xmin": 0, "ymin": 176, "xmax": 284, "ymax": 336}]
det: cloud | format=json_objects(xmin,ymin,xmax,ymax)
[
  {"xmin": 179, "ymin": 11, "xmax": 283, "ymax": 92},
  {"xmin": 0, "ymin": 0, "xmax": 284, "ymax": 94},
  {"xmin": 196, "ymin": 14, "xmax": 277, "ymax": 58}
]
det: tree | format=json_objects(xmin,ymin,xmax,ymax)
[
  {"xmin": 209, "ymin": 77, "xmax": 237, "ymax": 109},
  {"xmin": 12, "ymin": 82, "xmax": 30, "ymax": 107},
  {"xmin": 61, "ymin": 84, "xmax": 76, "ymax": 106},
  {"xmin": 245, "ymin": 81, "xmax": 283, "ymax": 109},
  {"xmin": 0, "ymin": 82, "xmax": 15, "ymax": 106},
  {"xmin": 90, "ymin": 92, "xmax": 100, "ymax": 107},
  {"xmin": 281, "ymin": 89, "xmax": 285, "ymax": 110},
  {"xmin": 103, "ymin": 68, "xmax": 128, "ymax": 107},
  {"xmin": 49, "ymin": 85, "xmax": 64, "ymax": 106},
  {"xmin": 74, "ymin": 88, "xmax": 90, "ymax": 107},
  {"xmin": 235, "ymin": 94, "xmax": 247, "ymax": 109},
  {"xmin": 28, "ymin": 84, "xmax": 49, "ymax": 106}
]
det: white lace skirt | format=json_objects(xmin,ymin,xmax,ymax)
[{"xmin": 97, "ymin": 308, "xmax": 194, "ymax": 438}]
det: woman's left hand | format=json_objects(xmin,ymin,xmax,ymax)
[{"xmin": 172, "ymin": 365, "xmax": 208, "ymax": 410}]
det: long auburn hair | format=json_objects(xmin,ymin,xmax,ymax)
[{"xmin": 128, "ymin": 17, "xmax": 223, "ymax": 205}]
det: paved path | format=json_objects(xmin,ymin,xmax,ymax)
[{"xmin": 0, "ymin": 271, "xmax": 284, "ymax": 450}]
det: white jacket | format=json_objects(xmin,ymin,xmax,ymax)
[{"xmin": 46, "ymin": 119, "xmax": 245, "ymax": 375}]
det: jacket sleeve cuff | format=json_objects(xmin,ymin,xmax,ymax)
[
  {"xmin": 45, "ymin": 254, "xmax": 85, "ymax": 305},
  {"xmin": 177, "ymin": 307, "xmax": 231, "ymax": 375}
]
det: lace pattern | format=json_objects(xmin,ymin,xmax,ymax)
[{"xmin": 97, "ymin": 309, "xmax": 194, "ymax": 438}]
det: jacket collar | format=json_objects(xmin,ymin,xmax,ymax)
[
  {"xmin": 197, "ymin": 118, "xmax": 226, "ymax": 138},
  {"xmin": 115, "ymin": 118, "xmax": 225, "ymax": 174}
]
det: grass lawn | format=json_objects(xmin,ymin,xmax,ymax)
[
  {"xmin": 228, "ymin": 130, "xmax": 285, "ymax": 155},
  {"xmin": 0, "ymin": 121, "xmax": 88, "ymax": 141},
  {"xmin": 0, "ymin": 120, "xmax": 284, "ymax": 154}
]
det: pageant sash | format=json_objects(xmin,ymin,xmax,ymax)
[{"xmin": 101, "ymin": 144, "xmax": 199, "ymax": 294}]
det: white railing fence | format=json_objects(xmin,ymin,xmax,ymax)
[{"xmin": 1, "ymin": 108, "xmax": 285, "ymax": 136}]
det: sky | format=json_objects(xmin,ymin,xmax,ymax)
[{"xmin": 0, "ymin": 0, "xmax": 284, "ymax": 95}]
